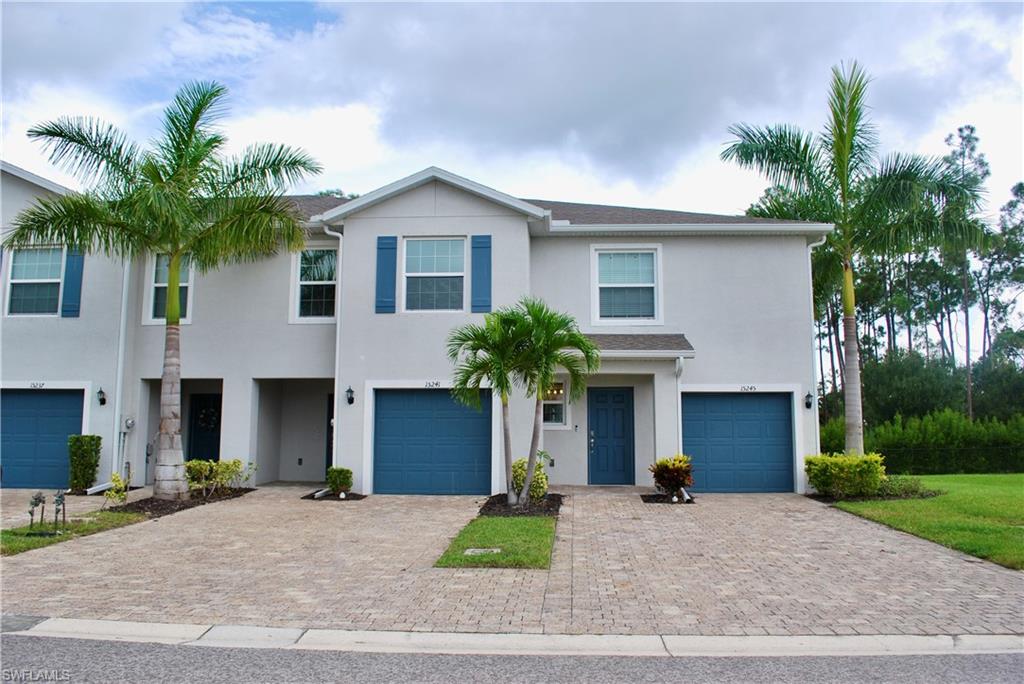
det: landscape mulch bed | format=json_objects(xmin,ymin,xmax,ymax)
[
  {"xmin": 641, "ymin": 493, "xmax": 696, "ymax": 504},
  {"xmin": 301, "ymin": 491, "xmax": 367, "ymax": 501},
  {"xmin": 479, "ymin": 493, "xmax": 563, "ymax": 517},
  {"xmin": 109, "ymin": 488, "xmax": 254, "ymax": 519}
]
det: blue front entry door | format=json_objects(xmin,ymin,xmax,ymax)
[
  {"xmin": 588, "ymin": 387, "xmax": 635, "ymax": 485},
  {"xmin": 374, "ymin": 389, "xmax": 491, "ymax": 494},
  {"xmin": 682, "ymin": 392, "xmax": 794, "ymax": 492},
  {"xmin": 1, "ymin": 389, "xmax": 83, "ymax": 489}
]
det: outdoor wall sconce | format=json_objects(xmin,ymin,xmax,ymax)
[
  {"xmin": 97, "ymin": 388, "xmax": 107, "ymax": 406},
  {"xmin": 804, "ymin": 392, "xmax": 814, "ymax": 409},
  {"xmin": 346, "ymin": 386, "xmax": 355, "ymax": 405}
]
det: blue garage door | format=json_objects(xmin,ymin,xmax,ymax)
[
  {"xmin": 682, "ymin": 393, "xmax": 793, "ymax": 492},
  {"xmin": 374, "ymin": 389, "xmax": 491, "ymax": 494},
  {"xmin": 1, "ymin": 389, "xmax": 84, "ymax": 489}
]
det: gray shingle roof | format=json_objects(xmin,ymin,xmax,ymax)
[
  {"xmin": 291, "ymin": 193, "xmax": 797, "ymax": 226},
  {"xmin": 523, "ymin": 199, "xmax": 795, "ymax": 225},
  {"xmin": 586, "ymin": 333, "xmax": 694, "ymax": 353}
]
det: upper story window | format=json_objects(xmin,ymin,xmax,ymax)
[
  {"xmin": 592, "ymin": 245, "xmax": 662, "ymax": 325},
  {"xmin": 145, "ymin": 254, "xmax": 193, "ymax": 324},
  {"xmin": 542, "ymin": 382, "xmax": 568, "ymax": 427},
  {"xmin": 7, "ymin": 247, "xmax": 63, "ymax": 315},
  {"xmin": 404, "ymin": 238, "xmax": 465, "ymax": 311},
  {"xmin": 298, "ymin": 249, "xmax": 337, "ymax": 318}
]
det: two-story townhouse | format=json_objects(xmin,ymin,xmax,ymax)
[{"xmin": 1, "ymin": 164, "xmax": 830, "ymax": 495}]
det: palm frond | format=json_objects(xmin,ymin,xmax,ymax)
[
  {"xmin": 721, "ymin": 123, "xmax": 824, "ymax": 192},
  {"xmin": 3, "ymin": 193, "xmax": 149, "ymax": 258},
  {"xmin": 158, "ymin": 81, "xmax": 228, "ymax": 173},
  {"xmin": 218, "ymin": 143, "xmax": 323, "ymax": 194},
  {"xmin": 822, "ymin": 60, "xmax": 878, "ymax": 200},
  {"xmin": 185, "ymin": 194, "xmax": 304, "ymax": 271},
  {"xmin": 28, "ymin": 117, "xmax": 140, "ymax": 188}
]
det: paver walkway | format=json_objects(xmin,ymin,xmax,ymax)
[
  {"xmin": 1, "ymin": 485, "xmax": 1021, "ymax": 635},
  {"xmin": 1, "ymin": 487, "xmax": 152, "ymax": 529}
]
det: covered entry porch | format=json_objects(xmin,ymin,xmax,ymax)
[{"xmin": 253, "ymin": 379, "xmax": 334, "ymax": 485}]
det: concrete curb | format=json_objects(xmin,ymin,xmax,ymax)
[{"xmin": 10, "ymin": 617, "xmax": 1023, "ymax": 657}]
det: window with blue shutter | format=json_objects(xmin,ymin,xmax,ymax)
[
  {"xmin": 471, "ymin": 235, "xmax": 491, "ymax": 313},
  {"xmin": 375, "ymin": 236, "xmax": 397, "ymax": 313},
  {"xmin": 60, "ymin": 249, "xmax": 84, "ymax": 317}
]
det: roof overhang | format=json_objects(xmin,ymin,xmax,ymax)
[
  {"xmin": 542, "ymin": 222, "xmax": 833, "ymax": 240},
  {"xmin": 1, "ymin": 161, "xmax": 70, "ymax": 196},
  {"xmin": 310, "ymin": 167, "xmax": 550, "ymax": 224}
]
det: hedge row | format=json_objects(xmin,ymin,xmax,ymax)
[{"xmin": 820, "ymin": 409, "xmax": 1024, "ymax": 474}]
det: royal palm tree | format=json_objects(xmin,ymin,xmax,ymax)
[
  {"xmin": 448, "ymin": 306, "xmax": 532, "ymax": 505},
  {"xmin": 722, "ymin": 62, "xmax": 982, "ymax": 453},
  {"xmin": 514, "ymin": 297, "xmax": 599, "ymax": 506},
  {"xmin": 4, "ymin": 81, "xmax": 321, "ymax": 499}
]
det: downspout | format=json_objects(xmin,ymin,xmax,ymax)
[
  {"xmin": 321, "ymin": 222, "xmax": 343, "ymax": 475},
  {"xmin": 806, "ymin": 233, "xmax": 828, "ymax": 464}
]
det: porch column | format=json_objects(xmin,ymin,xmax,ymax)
[
  {"xmin": 652, "ymin": 368, "xmax": 681, "ymax": 479},
  {"xmin": 220, "ymin": 376, "xmax": 256, "ymax": 470}
]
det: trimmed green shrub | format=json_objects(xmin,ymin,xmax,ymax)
[
  {"xmin": 822, "ymin": 410, "xmax": 1024, "ymax": 474},
  {"xmin": 68, "ymin": 435, "xmax": 102, "ymax": 493},
  {"xmin": 649, "ymin": 454, "xmax": 694, "ymax": 496},
  {"xmin": 804, "ymin": 453, "xmax": 886, "ymax": 499},
  {"xmin": 326, "ymin": 467, "xmax": 353, "ymax": 494},
  {"xmin": 512, "ymin": 457, "xmax": 548, "ymax": 501}
]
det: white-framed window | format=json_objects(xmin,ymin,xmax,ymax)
[
  {"xmin": 6, "ymin": 247, "xmax": 65, "ymax": 316},
  {"xmin": 144, "ymin": 254, "xmax": 193, "ymax": 324},
  {"xmin": 295, "ymin": 248, "xmax": 337, "ymax": 320},
  {"xmin": 542, "ymin": 381, "xmax": 569, "ymax": 428},
  {"xmin": 591, "ymin": 244, "xmax": 662, "ymax": 325},
  {"xmin": 402, "ymin": 237, "xmax": 466, "ymax": 312}
]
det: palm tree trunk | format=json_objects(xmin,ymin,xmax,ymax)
[
  {"xmin": 154, "ymin": 254, "xmax": 188, "ymax": 500},
  {"xmin": 502, "ymin": 394, "xmax": 515, "ymax": 506},
  {"xmin": 518, "ymin": 396, "xmax": 544, "ymax": 506},
  {"xmin": 841, "ymin": 262, "xmax": 865, "ymax": 454}
]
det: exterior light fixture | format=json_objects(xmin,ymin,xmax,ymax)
[
  {"xmin": 804, "ymin": 392, "xmax": 814, "ymax": 409},
  {"xmin": 346, "ymin": 386, "xmax": 355, "ymax": 405},
  {"xmin": 97, "ymin": 388, "xmax": 107, "ymax": 406}
]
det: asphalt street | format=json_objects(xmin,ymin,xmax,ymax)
[{"xmin": 1, "ymin": 635, "xmax": 1022, "ymax": 683}]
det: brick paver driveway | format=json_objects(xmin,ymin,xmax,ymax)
[{"xmin": 1, "ymin": 485, "xmax": 1021, "ymax": 635}]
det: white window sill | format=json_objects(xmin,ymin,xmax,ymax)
[
  {"xmin": 591, "ymin": 318, "xmax": 663, "ymax": 327},
  {"xmin": 288, "ymin": 317, "xmax": 337, "ymax": 325}
]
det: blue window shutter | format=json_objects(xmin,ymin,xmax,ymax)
[
  {"xmin": 470, "ymin": 235, "xmax": 492, "ymax": 313},
  {"xmin": 61, "ymin": 249, "xmax": 84, "ymax": 318},
  {"xmin": 375, "ymin": 236, "xmax": 397, "ymax": 313}
]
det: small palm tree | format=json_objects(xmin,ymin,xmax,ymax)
[
  {"xmin": 4, "ymin": 81, "xmax": 321, "ymax": 499},
  {"xmin": 515, "ymin": 298, "xmax": 599, "ymax": 505},
  {"xmin": 722, "ymin": 61, "xmax": 982, "ymax": 453},
  {"xmin": 447, "ymin": 307, "xmax": 531, "ymax": 505}
]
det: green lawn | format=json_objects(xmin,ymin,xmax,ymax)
[
  {"xmin": 1, "ymin": 511, "xmax": 146, "ymax": 555},
  {"xmin": 436, "ymin": 516, "xmax": 557, "ymax": 569},
  {"xmin": 836, "ymin": 473, "xmax": 1024, "ymax": 569}
]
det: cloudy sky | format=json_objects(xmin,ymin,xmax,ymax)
[{"xmin": 2, "ymin": 1, "xmax": 1021, "ymax": 219}]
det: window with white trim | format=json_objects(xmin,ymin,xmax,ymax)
[
  {"xmin": 151, "ymin": 254, "xmax": 191, "ymax": 320},
  {"xmin": 8, "ymin": 247, "xmax": 64, "ymax": 315},
  {"xmin": 596, "ymin": 249, "xmax": 657, "ymax": 320},
  {"xmin": 297, "ymin": 248, "xmax": 336, "ymax": 317},
  {"xmin": 542, "ymin": 382, "xmax": 567, "ymax": 426},
  {"xmin": 404, "ymin": 238, "xmax": 465, "ymax": 311}
]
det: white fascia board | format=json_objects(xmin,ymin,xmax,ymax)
[
  {"xmin": 548, "ymin": 222, "xmax": 834, "ymax": 237},
  {"xmin": 310, "ymin": 166, "xmax": 549, "ymax": 223},
  {"xmin": 1, "ymin": 161, "xmax": 71, "ymax": 196}
]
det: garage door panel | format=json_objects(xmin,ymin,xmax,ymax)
[
  {"xmin": 374, "ymin": 389, "xmax": 491, "ymax": 495},
  {"xmin": 682, "ymin": 392, "xmax": 794, "ymax": 493},
  {"xmin": 1, "ymin": 390, "xmax": 83, "ymax": 489}
]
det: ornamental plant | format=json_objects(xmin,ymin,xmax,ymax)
[
  {"xmin": 103, "ymin": 473, "xmax": 129, "ymax": 508},
  {"xmin": 649, "ymin": 454, "xmax": 694, "ymax": 497},
  {"xmin": 804, "ymin": 453, "xmax": 885, "ymax": 499},
  {"xmin": 511, "ymin": 456, "xmax": 548, "ymax": 502},
  {"xmin": 68, "ymin": 435, "xmax": 102, "ymax": 493},
  {"xmin": 326, "ymin": 467, "xmax": 353, "ymax": 494}
]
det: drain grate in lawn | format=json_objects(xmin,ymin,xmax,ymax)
[{"xmin": 435, "ymin": 516, "xmax": 556, "ymax": 569}]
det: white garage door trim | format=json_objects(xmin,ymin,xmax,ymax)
[
  {"xmin": 677, "ymin": 383, "xmax": 807, "ymax": 493},
  {"xmin": 0, "ymin": 380, "xmax": 93, "ymax": 434},
  {"xmin": 361, "ymin": 379, "xmax": 503, "ymax": 495}
]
